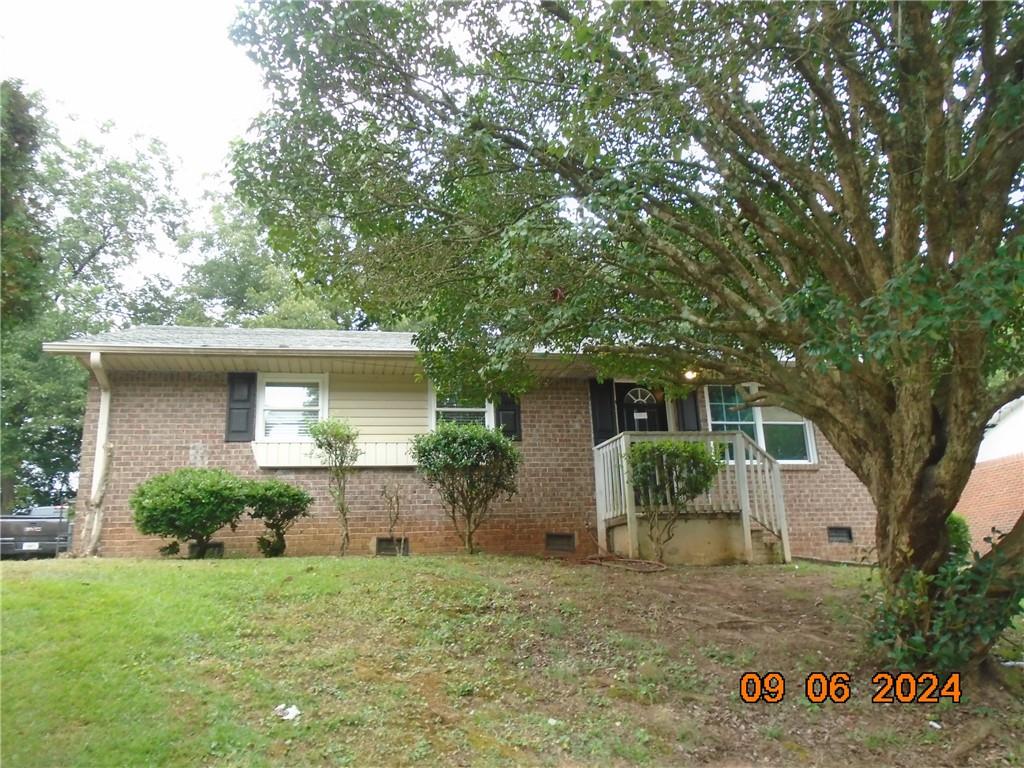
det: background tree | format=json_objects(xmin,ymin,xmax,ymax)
[
  {"xmin": 1, "ymin": 81, "xmax": 47, "ymax": 325},
  {"xmin": 232, "ymin": 1, "xmax": 1024, "ymax": 664},
  {"xmin": 0, "ymin": 86, "xmax": 187, "ymax": 510},
  {"xmin": 172, "ymin": 189, "xmax": 363, "ymax": 329}
]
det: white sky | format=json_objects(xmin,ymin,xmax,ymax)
[{"xmin": 1, "ymin": 0, "xmax": 270, "ymax": 281}]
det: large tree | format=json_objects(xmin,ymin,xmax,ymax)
[{"xmin": 231, "ymin": 2, "xmax": 1024, "ymax": 663}]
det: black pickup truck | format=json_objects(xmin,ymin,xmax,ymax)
[{"xmin": 1, "ymin": 505, "xmax": 74, "ymax": 559}]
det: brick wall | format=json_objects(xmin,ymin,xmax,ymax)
[
  {"xmin": 777, "ymin": 428, "xmax": 877, "ymax": 562},
  {"xmin": 76, "ymin": 371, "xmax": 597, "ymax": 558},
  {"xmin": 956, "ymin": 454, "xmax": 1024, "ymax": 553},
  {"xmin": 77, "ymin": 369, "xmax": 881, "ymax": 562},
  {"xmin": 692, "ymin": 388, "xmax": 878, "ymax": 562}
]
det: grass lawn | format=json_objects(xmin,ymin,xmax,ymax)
[{"xmin": 2, "ymin": 555, "xmax": 1021, "ymax": 767}]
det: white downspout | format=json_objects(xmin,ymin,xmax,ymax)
[{"xmin": 84, "ymin": 351, "xmax": 112, "ymax": 555}]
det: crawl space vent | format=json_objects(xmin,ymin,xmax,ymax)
[
  {"xmin": 827, "ymin": 527, "xmax": 854, "ymax": 544},
  {"xmin": 545, "ymin": 533, "xmax": 576, "ymax": 552},
  {"xmin": 375, "ymin": 537, "xmax": 409, "ymax": 556}
]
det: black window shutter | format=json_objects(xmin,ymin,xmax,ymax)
[
  {"xmin": 589, "ymin": 379, "xmax": 617, "ymax": 445},
  {"xmin": 675, "ymin": 392, "xmax": 701, "ymax": 431},
  {"xmin": 225, "ymin": 373, "xmax": 257, "ymax": 442},
  {"xmin": 496, "ymin": 393, "xmax": 522, "ymax": 441}
]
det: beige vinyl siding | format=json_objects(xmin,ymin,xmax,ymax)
[{"xmin": 328, "ymin": 373, "xmax": 429, "ymax": 443}]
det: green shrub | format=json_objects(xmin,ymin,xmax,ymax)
[
  {"xmin": 627, "ymin": 440, "xmax": 722, "ymax": 562},
  {"xmin": 309, "ymin": 418, "xmax": 361, "ymax": 555},
  {"xmin": 130, "ymin": 468, "xmax": 248, "ymax": 558},
  {"xmin": 871, "ymin": 549, "xmax": 1024, "ymax": 672},
  {"xmin": 946, "ymin": 513, "xmax": 972, "ymax": 563},
  {"xmin": 411, "ymin": 421, "xmax": 521, "ymax": 553},
  {"xmin": 247, "ymin": 478, "xmax": 313, "ymax": 557}
]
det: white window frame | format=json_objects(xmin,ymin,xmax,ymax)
[
  {"xmin": 255, "ymin": 372, "xmax": 329, "ymax": 443},
  {"xmin": 427, "ymin": 383, "xmax": 495, "ymax": 429},
  {"xmin": 704, "ymin": 384, "xmax": 817, "ymax": 465}
]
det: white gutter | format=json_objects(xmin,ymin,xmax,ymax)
[
  {"xmin": 89, "ymin": 351, "xmax": 111, "ymax": 504},
  {"xmin": 41, "ymin": 342, "xmax": 562, "ymax": 360},
  {"xmin": 43, "ymin": 342, "xmax": 421, "ymax": 358}
]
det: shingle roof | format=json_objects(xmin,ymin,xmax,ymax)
[{"xmin": 44, "ymin": 325, "xmax": 419, "ymax": 354}]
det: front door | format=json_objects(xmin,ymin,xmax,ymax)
[{"xmin": 615, "ymin": 383, "xmax": 668, "ymax": 432}]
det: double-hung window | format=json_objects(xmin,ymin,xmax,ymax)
[
  {"xmin": 706, "ymin": 384, "xmax": 815, "ymax": 463},
  {"xmin": 758, "ymin": 404, "xmax": 814, "ymax": 462},
  {"xmin": 433, "ymin": 392, "xmax": 492, "ymax": 427},
  {"xmin": 257, "ymin": 374, "xmax": 328, "ymax": 441}
]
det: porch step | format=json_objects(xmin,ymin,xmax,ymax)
[{"xmin": 750, "ymin": 528, "xmax": 784, "ymax": 564}]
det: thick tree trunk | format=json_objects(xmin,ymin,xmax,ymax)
[
  {"xmin": 813, "ymin": 373, "xmax": 1023, "ymax": 667},
  {"xmin": 809, "ymin": 370, "xmax": 982, "ymax": 583},
  {"xmin": 873, "ymin": 476, "xmax": 958, "ymax": 587},
  {"xmin": 0, "ymin": 472, "xmax": 15, "ymax": 513},
  {"xmin": 338, "ymin": 514, "xmax": 350, "ymax": 556}
]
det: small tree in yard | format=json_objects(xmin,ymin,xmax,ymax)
[
  {"xmin": 627, "ymin": 441, "xmax": 722, "ymax": 563},
  {"xmin": 309, "ymin": 418, "xmax": 361, "ymax": 555},
  {"xmin": 380, "ymin": 481, "xmax": 406, "ymax": 556},
  {"xmin": 130, "ymin": 468, "xmax": 248, "ymax": 559},
  {"xmin": 247, "ymin": 478, "xmax": 313, "ymax": 557},
  {"xmin": 411, "ymin": 421, "xmax": 520, "ymax": 554}
]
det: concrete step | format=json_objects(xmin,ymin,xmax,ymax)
[{"xmin": 750, "ymin": 528, "xmax": 784, "ymax": 564}]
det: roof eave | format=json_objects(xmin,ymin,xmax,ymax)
[
  {"xmin": 41, "ymin": 341, "xmax": 565, "ymax": 362},
  {"xmin": 41, "ymin": 342, "xmax": 420, "ymax": 358}
]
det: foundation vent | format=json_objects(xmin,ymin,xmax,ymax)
[
  {"xmin": 375, "ymin": 537, "xmax": 410, "ymax": 556},
  {"xmin": 545, "ymin": 533, "xmax": 576, "ymax": 553},
  {"xmin": 827, "ymin": 526, "xmax": 853, "ymax": 544}
]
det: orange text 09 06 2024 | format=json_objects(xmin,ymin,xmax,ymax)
[{"xmin": 739, "ymin": 672, "xmax": 962, "ymax": 704}]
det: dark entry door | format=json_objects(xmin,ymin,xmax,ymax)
[{"xmin": 615, "ymin": 384, "xmax": 668, "ymax": 432}]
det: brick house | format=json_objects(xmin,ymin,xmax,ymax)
[
  {"xmin": 955, "ymin": 398, "xmax": 1024, "ymax": 554},
  {"xmin": 44, "ymin": 326, "xmax": 877, "ymax": 561}
]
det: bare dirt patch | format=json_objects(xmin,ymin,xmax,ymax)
[{"xmin": 487, "ymin": 559, "xmax": 1024, "ymax": 767}]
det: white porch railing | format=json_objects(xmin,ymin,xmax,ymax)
[{"xmin": 593, "ymin": 431, "xmax": 791, "ymax": 563}]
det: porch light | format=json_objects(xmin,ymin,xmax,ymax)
[{"xmin": 684, "ymin": 370, "xmax": 697, "ymax": 380}]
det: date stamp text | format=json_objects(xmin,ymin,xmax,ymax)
[{"xmin": 739, "ymin": 672, "xmax": 962, "ymax": 704}]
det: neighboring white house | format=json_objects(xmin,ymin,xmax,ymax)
[
  {"xmin": 957, "ymin": 396, "xmax": 1024, "ymax": 553},
  {"xmin": 976, "ymin": 396, "xmax": 1024, "ymax": 462}
]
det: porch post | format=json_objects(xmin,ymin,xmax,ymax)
[
  {"xmin": 621, "ymin": 433, "xmax": 640, "ymax": 558},
  {"xmin": 771, "ymin": 462, "xmax": 792, "ymax": 563},
  {"xmin": 734, "ymin": 433, "xmax": 754, "ymax": 563},
  {"xmin": 594, "ymin": 445, "xmax": 608, "ymax": 553}
]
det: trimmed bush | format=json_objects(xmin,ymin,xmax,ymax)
[
  {"xmin": 626, "ymin": 440, "xmax": 722, "ymax": 562},
  {"xmin": 247, "ymin": 478, "xmax": 313, "ymax": 557},
  {"xmin": 411, "ymin": 421, "xmax": 521, "ymax": 554},
  {"xmin": 871, "ymin": 549, "xmax": 1024, "ymax": 671},
  {"xmin": 130, "ymin": 468, "xmax": 248, "ymax": 558}
]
